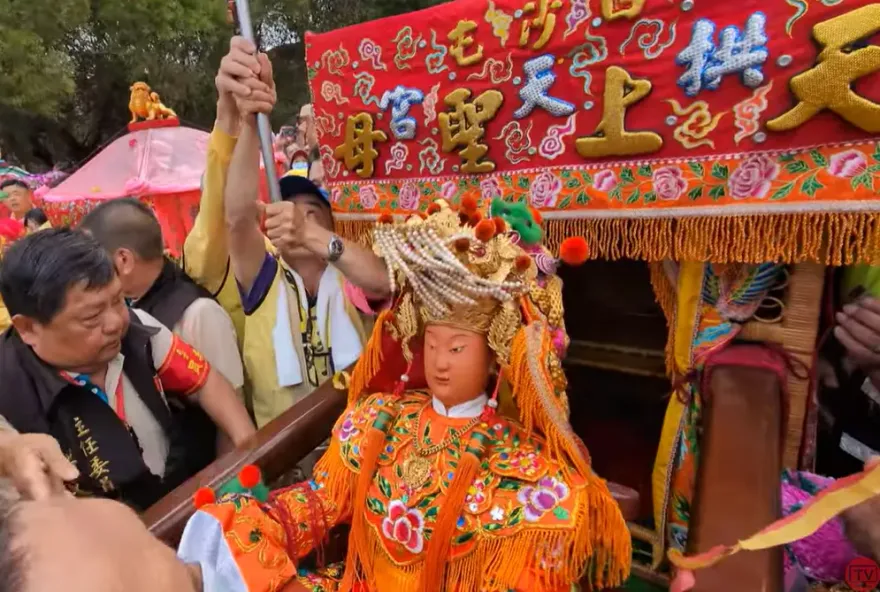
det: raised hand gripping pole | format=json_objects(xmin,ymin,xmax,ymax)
[{"xmin": 231, "ymin": 0, "xmax": 282, "ymax": 204}]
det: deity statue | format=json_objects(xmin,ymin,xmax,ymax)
[{"xmin": 177, "ymin": 198, "xmax": 631, "ymax": 591}]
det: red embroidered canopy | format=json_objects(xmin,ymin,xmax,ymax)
[{"xmin": 307, "ymin": 0, "xmax": 880, "ymax": 263}]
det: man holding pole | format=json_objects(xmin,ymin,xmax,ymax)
[{"xmin": 184, "ymin": 38, "xmax": 390, "ymax": 430}]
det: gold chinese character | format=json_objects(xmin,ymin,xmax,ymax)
[
  {"xmin": 439, "ymin": 88, "xmax": 504, "ymax": 174},
  {"xmin": 767, "ymin": 5, "xmax": 880, "ymax": 134},
  {"xmin": 187, "ymin": 360, "xmax": 204, "ymax": 375},
  {"xmin": 80, "ymin": 437, "xmax": 99, "ymax": 457},
  {"xmin": 519, "ymin": 0, "xmax": 562, "ymax": 50},
  {"xmin": 88, "ymin": 456, "xmax": 110, "ymax": 480},
  {"xmin": 576, "ymin": 66, "xmax": 663, "ymax": 159},
  {"xmin": 175, "ymin": 347, "xmax": 191, "ymax": 362},
  {"xmin": 74, "ymin": 417, "xmax": 89, "ymax": 438},
  {"xmin": 601, "ymin": 0, "xmax": 646, "ymax": 21},
  {"xmin": 98, "ymin": 475, "xmax": 115, "ymax": 493},
  {"xmin": 334, "ymin": 113, "xmax": 387, "ymax": 179},
  {"xmin": 448, "ymin": 20, "xmax": 484, "ymax": 67}
]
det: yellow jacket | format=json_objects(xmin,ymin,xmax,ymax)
[{"xmin": 183, "ymin": 127, "xmax": 368, "ymax": 427}]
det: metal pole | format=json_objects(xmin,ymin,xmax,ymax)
[{"xmin": 232, "ymin": 0, "xmax": 283, "ymax": 203}]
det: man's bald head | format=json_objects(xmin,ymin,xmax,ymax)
[
  {"xmin": 0, "ymin": 490, "xmax": 200, "ymax": 592},
  {"xmin": 0, "ymin": 484, "xmax": 24, "ymax": 592},
  {"xmin": 79, "ymin": 198, "xmax": 164, "ymax": 262}
]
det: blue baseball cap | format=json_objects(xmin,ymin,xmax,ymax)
[{"xmin": 279, "ymin": 174, "xmax": 330, "ymax": 208}]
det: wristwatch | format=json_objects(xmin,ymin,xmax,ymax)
[{"xmin": 327, "ymin": 233, "xmax": 345, "ymax": 263}]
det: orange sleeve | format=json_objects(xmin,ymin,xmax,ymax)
[{"xmin": 156, "ymin": 333, "xmax": 212, "ymax": 396}]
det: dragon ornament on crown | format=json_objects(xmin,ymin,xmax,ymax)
[{"xmin": 128, "ymin": 82, "xmax": 177, "ymax": 123}]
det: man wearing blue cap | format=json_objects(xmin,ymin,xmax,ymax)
[{"xmin": 187, "ymin": 37, "xmax": 390, "ymax": 429}]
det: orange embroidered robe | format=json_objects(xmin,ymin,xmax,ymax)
[{"xmin": 178, "ymin": 392, "xmax": 629, "ymax": 592}]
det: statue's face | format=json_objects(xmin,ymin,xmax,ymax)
[{"xmin": 423, "ymin": 324, "xmax": 492, "ymax": 408}]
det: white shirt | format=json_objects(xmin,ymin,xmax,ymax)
[{"xmin": 431, "ymin": 394, "xmax": 488, "ymax": 419}]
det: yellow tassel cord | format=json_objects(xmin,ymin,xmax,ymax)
[
  {"xmin": 648, "ymin": 261, "xmax": 677, "ymax": 376},
  {"xmin": 421, "ymin": 450, "xmax": 482, "ymax": 591},
  {"xmin": 340, "ymin": 426, "xmax": 387, "ymax": 591},
  {"xmin": 347, "ymin": 309, "xmax": 391, "ymax": 404},
  {"xmin": 506, "ymin": 322, "xmax": 632, "ymax": 587}
]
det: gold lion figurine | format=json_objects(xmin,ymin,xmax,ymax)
[{"xmin": 128, "ymin": 82, "xmax": 177, "ymax": 123}]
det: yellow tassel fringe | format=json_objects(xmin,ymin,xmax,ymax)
[
  {"xmin": 335, "ymin": 477, "xmax": 630, "ymax": 591},
  {"xmin": 338, "ymin": 213, "xmax": 880, "ymax": 265}
]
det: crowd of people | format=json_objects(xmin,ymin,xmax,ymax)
[{"xmin": 0, "ymin": 31, "xmax": 876, "ymax": 592}]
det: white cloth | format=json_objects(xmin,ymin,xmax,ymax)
[
  {"xmin": 178, "ymin": 510, "xmax": 249, "ymax": 592},
  {"xmin": 432, "ymin": 394, "xmax": 488, "ymax": 418},
  {"xmin": 272, "ymin": 265, "xmax": 362, "ymax": 388}
]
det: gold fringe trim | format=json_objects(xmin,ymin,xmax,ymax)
[
  {"xmin": 347, "ymin": 309, "xmax": 391, "ymax": 404},
  {"xmin": 544, "ymin": 213, "xmax": 880, "ymax": 264},
  {"xmin": 648, "ymin": 262, "xmax": 677, "ymax": 376},
  {"xmin": 338, "ymin": 477, "xmax": 631, "ymax": 591},
  {"xmin": 337, "ymin": 213, "xmax": 880, "ymax": 264},
  {"xmin": 507, "ymin": 322, "xmax": 590, "ymax": 479}
]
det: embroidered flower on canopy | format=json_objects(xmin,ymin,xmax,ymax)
[
  {"xmin": 728, "ymin": 154, "xmax": 779, "ymax": 199},
  {"xmin": 593, "ymin": 169, "xmax": 618, "ymax": 193},
  {"xmin": 827, "ymin": 150, "xmax": 868, "ymax": 179},
  {"xmin": 381, "ymin": 500, "xmax": 425, "ymax": 553},
  {"xmin": 399, "ymin": 182, "xmax": 421, "ymax": 211},
  {"xmin": 359, "ymin": 185, "xmax": 379, "ymax": 209},
  {"xmin": 517, "ymin": 477, "xmax": 570, "ymax": 522},
  {"xmin": 480, "ymin": 177, "xmax": 503, "ymax": 201},
  {"xmin": 529, "ymin": 171, "xmax": 562, "ymax": 208},
  {"xmin": 440, "ymin": 180, "xmax": 459, "ymax": 200},
  {"xmin": 652, "ymin": 166, "xmax": 687, "ymax": 201}
]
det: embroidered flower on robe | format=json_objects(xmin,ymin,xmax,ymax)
[
  {"xmin": 381, "ymin": 500, "xmax": 425, "ymax": 553},
  {"xmin": 465, "ymin": 480, "xmax": 489, "ymax": 512},
  {"xmin": 517, "ymin": 477, "xmax": 570, "ymax": 522},
  {"xmin": 337, "ymin": 415, "xmax": 359, "ymax": 442}
]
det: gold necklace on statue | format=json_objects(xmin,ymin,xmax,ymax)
[{"xmin": 401, "ymin": 403, "xmax": 481, "ymax": 490}]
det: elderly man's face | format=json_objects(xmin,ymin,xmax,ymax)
[
  {"xmin": 16, "ymin": 275, "xmax": 129, "ymax": 373},
  {"xmin": 14, "ymin": 496, "xmax": 200, "ymax": 592},
  {"xmin": 5, "ymin": 186, "xmax": 33, "ymax": 217}
]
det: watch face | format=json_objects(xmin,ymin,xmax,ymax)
[{"xmin": 329, "ymin": 234, "xmax": 344, "ymax": 261}]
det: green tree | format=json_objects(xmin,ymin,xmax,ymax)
[{"xmin": 0, "ymin": 0, "xmax": 444, "ymax": 170}]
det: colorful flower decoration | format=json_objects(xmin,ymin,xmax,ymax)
[
  {"xmin": 517, "ymin": 477, "xmax": 570, "ymax": 522},
  {"xmin": 728, "ymin": 154, "xmax": 780, "ymax": 199},
  {"xmin": 381, "ymin": 500, "xmax": 425, "ymax": 553}
]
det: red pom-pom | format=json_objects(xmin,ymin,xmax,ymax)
[
  {"xmin": 468, "ymin": 211, "xmax": 483, "ymax": 226},
  {"xmin": 529, "ymin": 207, "xmax": 544, "ymax": 226},
  {"xmin": 193, "ymin": 487, "xmax": 216, "ymax": 509},
  {"xmin": 454, "ymin": 238, "xmax": 471, "ymax": 252},
  {"xmin": 515, "ymin": 255, "xmax": 532, "ymax": 273},
  {"xmin": 378, "ymin": 212, "xmax": 394, "ymax": 225},
  {"xmin": 459, "ymin": 212, "xmax": 470, "ymax": 225},
  {"xmin": 461, "ymin": 195, "xmax": 478, "ymax": 212},
  {"xmin": 474, "ymin": 219, "xmax": 496, "ymax": 242},
  {"xmin": 493, "ymin": 217, "xmax": 507, "ymax": 234},
  {"xmin": 559, "ymin": 237, "xmax": 589, "ymax": 266},
  {"xmin": 238, "ymin": 464, "xmax": 262, "ymax": 489},
  {"xmin": 426, "ymin": 203, "xmax": 441, "ymax": 215},
  {"xmin": 0, "ymin": 218, "xmax": 24, "ymax": 243}
]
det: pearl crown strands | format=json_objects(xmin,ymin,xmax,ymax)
[{"xmin": 373, "ymin": 212, "xmax": 528, "ymax": 319}]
